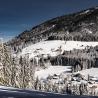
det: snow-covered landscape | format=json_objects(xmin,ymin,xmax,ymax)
[
  {"xmin": 76, "ymin": 68, "xmax": 98, "ymax": 80},
  {"xmin": 15, "ymin": 40, "xmax": 98, "ymax": 95},
  {"xmin": 20, "ymin": 40, "xmax": 98, "ymax": 60},
  {"xmin": 1, "ymin": 36, "xmax": 98, "ymax": 96},
  {"xmin": 1, "ymin": 4, "xmax": 98, "ymax": 97},
  {"xmin": 35, "ymin": 66, "xmax": 71, "ymax": 80}
]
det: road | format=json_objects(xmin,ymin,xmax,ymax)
[{"xmin": 0, "ymin": 86, "xmax": 98, "ymax": 98}]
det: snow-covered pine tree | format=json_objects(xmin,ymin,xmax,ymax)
[{"xmin": 18, "ymin": 56, "xmax": 30, "ymax": 88}]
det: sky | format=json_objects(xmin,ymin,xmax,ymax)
[{"xmin": 1, "ymin": 0, "xmax": 98, "ymax": 41}]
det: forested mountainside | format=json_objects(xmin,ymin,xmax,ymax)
[
  {"xmin": 1, "ymin": 6, "xmax": 98, "ymax": 96},
  {"xmin": 7, "ymin": 6, "xmax": 98, "ymax": 50}
]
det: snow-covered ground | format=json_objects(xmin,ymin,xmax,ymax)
[
  {"xmin": 20, "ymin": 40, "xmax": 98, "ymax": 60},
  {"xmin": 35, "ymin": 66, "xmax": 71, "ymax": 80},
  {"xmin": 20, "ymin": 40, "xmax": 65, "ymax": 59},
  {"xmin": 74, "ymin": 68, "xmax": 98, "ymax": 94},
  {"xmin": 64, "ymin": 41, "xmax": 98, "ymax": 51},
  {"xmin": 76, "ymin": 68, "xmax": 98, "ymax": 80}
]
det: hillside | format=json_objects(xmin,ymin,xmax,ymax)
[{"xmin": 7, "ymin": 6, "xmax": 98, "ymax": 51}]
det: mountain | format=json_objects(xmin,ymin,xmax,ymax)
[
  {"xmin": 2, "ymin": 6, "xmax": 98, "ymax": 96},
  {"xmin": 7, "ymin": 6, "xmax": 98, "ymax": 50}
]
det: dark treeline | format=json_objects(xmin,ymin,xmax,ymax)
[
  {"xmin": 47, "ymin": 33, "xmax": 98, "ymax": 41},
  {"xmin": 31, "ymin": 46, "xmax": 98, "ymax": 72}
]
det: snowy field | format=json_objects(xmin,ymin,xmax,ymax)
[
  {"xmin": 20, "ymin": 40, "xmax": 98, "ymax": 59},
  {"xmin": 64, "ymin": 41, "xmax": 98, "ymax": 51},
  {"xmin": 76, "ymin": 68, "xmax": 98, "ymax": 80},
  {"xmin": 20, "ymin": 40, "xmax": 65, "ymax": 59},
  {"xmin": 35, "ymin": 66, "xmax": 71, "ymax": 80}
]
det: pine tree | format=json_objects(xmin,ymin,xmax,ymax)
[
  {"xmin": 2, "ymin": 45, "xmax": 12, "ymax": 86},
  {"xmin": 19, "ymin": 56, "xmax": 30, "ymax": 88},
  {"xmin": 34, "ymin": 77, "xmax": 40, "ymax": 90},
  {"xmin": 10, "ymin": 57, "xmax": 17, "ymax": 87}
]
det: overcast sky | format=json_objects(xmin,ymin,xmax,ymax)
[{"xmin": 0, "ymin": 0, "xmax": 98, "ymax": 40}]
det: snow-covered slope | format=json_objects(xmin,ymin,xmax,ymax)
[
  {"xmin": 35, "ymin": 66, "xmax": 71, "ymax": 80},
  {"xmin": 64, "ymin": 41, "xmax": 98, "ymax": 50},
  {"xmin": 21, "ymin": 40, "xmax": 65, "ymax": 59},
  {"xmin": 76, "ymin": 68, "xmax": 98, "ymax": 79},
  {"xmin": 20, "ymin": 40, "xmax": 98, "ymax": 60}
]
